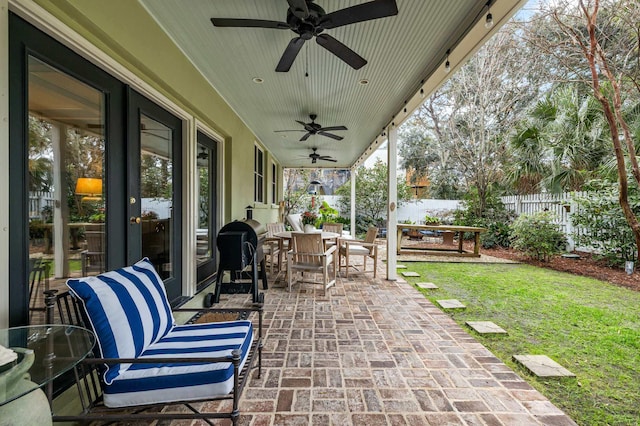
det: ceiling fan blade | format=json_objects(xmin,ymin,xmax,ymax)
[
  {"xmin": 276, "ymin": 37, "xmax": 306, "ymax": 72},
  {"xmin": 319, "ymin": 0, "xmax": 398, "ymax": 30},
  {"xmin": 319, "ymin": 157, "xmax": 338, "ymax": 162},
  {"xmin": 287, "ymin": 0, "xmax": 310, "ymax": 19},
  {"xmin": 318, "ymin": 131, "xmax": 344, "ymax": 141},
  {"xmin": 316, "ymin": 34, "xmax": 367, "ymax": 70},
  {"xmin": 299, "ymin": 132, "xmax": 313, "ymax": 141},
  {"xmin": 210, "ymin": 18, "xmax": 290, "ymax": 29},
  {"xmin": 319, "ymin": 125, "xmax": 348, "ymax": 132}
]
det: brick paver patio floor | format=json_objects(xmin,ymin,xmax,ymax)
[{"xmin": 201, "ymin": 264, "xmax": 577, "ymax": 426}]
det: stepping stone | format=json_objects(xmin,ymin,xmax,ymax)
[
  {"xmin": 513, "ymin": 355, "xmax": 575, "ymax": 378},
  {"xmin": 396, "ymin": 265, "xmax": 407, "ymax": 269},
  {"xmin": 401, "ymin": 271, "xmax": 420, "ymax": 277},
  {"xmin": 466, "ymin": 321, "xmax": 507, "ymax": 334},
  {"xmin": 416, "ymin": 282, "xmax": 438, "ymax": 289},
  {"xmin": 436, "ymin": 299, "xmax": 466, "ymax": 309}
]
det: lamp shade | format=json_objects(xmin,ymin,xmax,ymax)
[
  {"xmin": 308, "ymin": 180, "xmax": 322, "ymax": 194},
  {"xmin": 75, "ymin": 178, "xmax": 102, "ymax": 196}
]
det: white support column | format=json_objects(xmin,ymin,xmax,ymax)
[
  {"xmin": 52, "ymin": 124, "xmax": 70, "ymax": 278},
  {"xmin": 350, "ymin": 167, "xmax": 356, "ymax": 237},
  {"xmin": 387, "ymin": 124, "xmax": 398, "ymax": 280},
  {"xmin": 183, "ymin": 119, "xmax": 196, "ymax": 297}
]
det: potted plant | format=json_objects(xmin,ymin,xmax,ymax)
[
  {"xmin": 424, "ymin": 214, "xmax": 441, "ymax": 225},
  {"xmin": 301, "ymin": 211, "xmax": 318, "ymax": 232}
]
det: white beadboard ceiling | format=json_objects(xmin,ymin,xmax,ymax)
[{"xmin": 139, "ymin": 0, "xmax": 524, "ymax": 169}]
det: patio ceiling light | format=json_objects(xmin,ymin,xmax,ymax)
[
  {"xmin": 485, "ymin": 1, "xmax": 494, "ymax": 29},
  {"xmin": 444, "ymin": 49, "xmax": 451, "ymax": 73}
]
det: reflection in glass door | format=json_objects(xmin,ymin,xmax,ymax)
[
  {"xmin": 26, "ymin": 56, "xmax": 105, "ymax": 324},
  {"xmin": 140, "ymin": 115, "xmax": 173, "ymax": 280},
  {"xmin": 128, "ymin": 90, "xmax": 182, "ymax": 303}
]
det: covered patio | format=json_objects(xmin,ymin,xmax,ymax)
[
  {"xmin": 1, "ymin": 1, "xmax": 579, "ymax": 423},
  {"xmin": 189, "ymin": 265, "xmax": 576, "ymax": 425}
]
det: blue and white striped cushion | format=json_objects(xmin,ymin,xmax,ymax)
[
  {"xmin": 102, "ymin": 320, "xmax": 254, "ymax": 407},
  {"xmin": 67, "ymin": 258, "xmax": 175, "ymax": 383}
]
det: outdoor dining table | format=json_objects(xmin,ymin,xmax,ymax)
[
  {"xmin": 274, "ymin": 230, "xmax": 341, "ymax": 246},
  {"xmin": 396, "ymin": 224, "xmax": 486, "ymax": 257}
]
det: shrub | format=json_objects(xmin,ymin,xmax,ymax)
[
  {"xmin": 482, "ymin": 222, "xmax": 512, "ymax": 249},
  {"xmin": 511, "ymin": 211, "xmax": 567, "ymax": 261},
  {"xmin": 571, "ymin": 180, "xmax": 639, "ymax": 266},
  {"xmin": 454, "ymin": 187, "xmax": 515, "ymax": 248},
  {"xmin": 318, "ymin": 200, "xmax": 339, "ymax": 224}
]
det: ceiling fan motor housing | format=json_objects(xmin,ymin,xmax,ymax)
[{"xmin": 286, "ymin": 2, "xmax": 326, "ymax": 38}]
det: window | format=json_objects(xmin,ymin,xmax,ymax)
[
  {"xmin": 271, "ymin": 162, "xmax": 277, "ymax": 204},
  {"xmin": 254, "ymin": 145, "xmax": 264, "ymax": 203}
]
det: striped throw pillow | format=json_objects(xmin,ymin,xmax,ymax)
[{"xmin": 67, "ymin": 258, "xmax": 175, "ymax": 383}]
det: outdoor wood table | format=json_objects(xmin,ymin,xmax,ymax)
[
  {"xmin": 274, "ymin": 231, "xmax": 341, "ymax": 248},
  {"xmin": 396, "ymin": 224, "xmax": 486, "ymax": 257}
]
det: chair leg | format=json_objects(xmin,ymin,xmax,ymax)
[
  {"xmin": 287, "ymin": 253, "xmax": 293, "ymax": 292},
  {"xmin": 374, "ymin": 252, "xmax": 378, "ymax": 278},
  {"xmin": 345, "ymin": 252, "xmax": 350, "ymax": 278}
]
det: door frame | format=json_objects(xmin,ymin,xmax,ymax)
[
  {"xmin": 195, "ymin": 130, "xmax": 218, "ymax": 289},
  {"xmin": 8, "ymin": 12, "xmax": 126, "ymax": 326}
]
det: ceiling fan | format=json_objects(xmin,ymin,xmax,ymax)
[
  {"xmin": 276, "ymin": 114, "xmax": 347, "ymax": 141},
  {"xmin": 210, "ymin": 0, "xmax": 398, "ymax": 72},
  {"xmin": 308, "ymin": 147, "xmax": 337, "ymax": 164}
]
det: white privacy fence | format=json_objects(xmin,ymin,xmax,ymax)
[
  {"xmin": 324, "ymin": 192, "xmax": 588, "ymax": 251},
  {"xmin": 501, "ymin": 192, "xmax": 587, "ymax": 251}
]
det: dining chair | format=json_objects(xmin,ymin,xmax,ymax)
[
  {"xmin": 321, "ymin": 222, "xmax": 343, "ymax": 248},
  {"xmin": 81, "ymin": 230, "xmax": 105, "ymax": 276},
  {"xmin": 339, "ymin": 226, "xmax": 379, "ymax": 278},
  {"xmin": 265, "ymin": 222, "xmax": 287, "ymax": 274},
  {"xmin": 287, "ymin": 232, "xmax": 337, "ymax": 294}
]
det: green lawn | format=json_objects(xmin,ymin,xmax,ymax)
[{"xmin": 401, "ymin": 262, "xmax": 640, "ymax": 426}]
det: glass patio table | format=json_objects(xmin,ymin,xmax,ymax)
[{"xmin": 0, "ymin": 325, "xmax": 95, "ymax": 416}]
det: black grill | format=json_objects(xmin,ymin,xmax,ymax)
[{"xmin": 208, "ymin": 219, "xmax": 268, "ymax": 304}]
